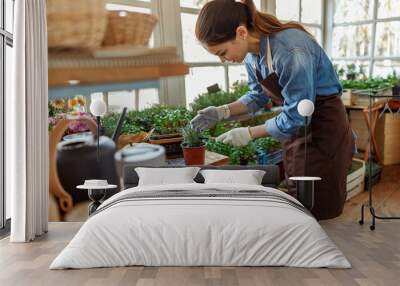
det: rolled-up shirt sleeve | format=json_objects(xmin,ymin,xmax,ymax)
[
  {"xmin": 238, "ymin": 58, "xmax": 270, "ymax": 114},
  {"xmin": 265, "ymin": 48, "xmax": 316, "ymax": 141}
]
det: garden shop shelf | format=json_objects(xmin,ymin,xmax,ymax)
[{"xmin": 48, "ymin": 48, "xmax": 188, "ymax": 87}]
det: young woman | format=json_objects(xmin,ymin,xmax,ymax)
[{"xmin": 190, "ymin": 0, "xmax": 354, "ymax": 220}]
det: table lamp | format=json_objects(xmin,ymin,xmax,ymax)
[
  {"xmin": 90, "ymin": 99, "xmax": 107, "ymax": 162},
  {"xmin": 289, "ymin": 99, "xmax": 321, "ymax": 210}
]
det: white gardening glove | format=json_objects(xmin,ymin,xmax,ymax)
[
  {"xmin": 216, "ymin": 127, "xmax": 253, "ymax": 147},
  {"xmin": 190, "ymin": 105, "xmax": 230, "ymax": 131}
]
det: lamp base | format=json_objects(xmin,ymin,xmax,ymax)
[{"xmin": 289, "ymin": 177, "xmax": 321, "ymax": 210}]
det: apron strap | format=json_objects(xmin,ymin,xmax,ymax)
[
  {"xmin": 253, "ymin": 36, "xmax": 275, "ymax": 81},
  {"xmin": 266, "ymin": 36, "xmax": 275, "ymax": 75}
]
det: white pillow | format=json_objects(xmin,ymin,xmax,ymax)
[
  {"xmin": 200, "ymin": 169, "xmax": 266, "ymax": 185},
  {"xmin": 135, "ymin": 167, "xmax": 201, "ymax": 186}
]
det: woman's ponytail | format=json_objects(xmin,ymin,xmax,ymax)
[
  {"xmin": 196, "ymin": 0, "xmax": 310, "ymax": 46},
  {"xmin": 241, "ymin": 0, "xmax": 310, "ymax": 35}
]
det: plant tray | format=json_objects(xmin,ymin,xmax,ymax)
[
  {"xmin": 149, "ymin": 135, "xmax": 183, "ymax": 159},
  {"xmin": 256, "ymin": 149, "xmax": 283, "ymax": 165}
]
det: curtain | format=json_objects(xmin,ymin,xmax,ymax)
[{"xmin": 9, "ymin": 0, "xmax": 49, "ymax": 242}]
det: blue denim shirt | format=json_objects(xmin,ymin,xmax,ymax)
[{"xmin": 239, "ymin": 29, "xmax": 342, "ymax": 141}]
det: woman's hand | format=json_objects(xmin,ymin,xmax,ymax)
[
  {"xmin": 216, "ymin": 127, "xmax": 252, "ymax": 147},
  {"xmin": 190, "ymin": 105, "xmax": 230, "ymax": 131},
  {"xmin": 216, "ymin": 125, "xmax": 270, "ymax": 147}
]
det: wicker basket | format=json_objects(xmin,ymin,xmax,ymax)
[
  {"xmin": 47, "ymin": 0, "xmax": 107, "ymax": 49},
  {"xmin": 102, "ymin": 11, "xmax": 158, "ymax": 47}
]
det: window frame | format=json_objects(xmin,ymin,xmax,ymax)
[
  {"xmin": 330, "ymin": 0, "xmax": 400, "ymax": 77},
  {"xmin": 275, "ymin": 0, "xmax": 325, "ymax": 44},
  {"xmin": 180, "ymin": 4, "xmax": 251, "ymax": 95}
]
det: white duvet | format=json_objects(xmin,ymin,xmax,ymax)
[{"xmin": 50, "ymin": 183, "xmax": 351, "ymax": 269}]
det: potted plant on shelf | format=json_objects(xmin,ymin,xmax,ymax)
[
  {"xmin": 181, "ymin": 125, "xmax": 206, "ymax": 165},
  {"xmin": 391, "ymin": 76, "xmax": 400, "ymax": 96},
  {"xmin": 346, "ymin": 63, "xmax": 357, "ymax": 80}
]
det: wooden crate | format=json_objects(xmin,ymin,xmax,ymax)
[
  {"xmin": 376, "ymin": 113, "xmax": 400, "ymax": 165},
  {"xmin": 341, "ymin": 89, "xmax": 352, "ymax": 106},
  {"xmin": 346, "ymin": 158, "xmax": 366, "ymax": 201}
]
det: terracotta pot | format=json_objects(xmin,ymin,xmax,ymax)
[{"xmin": 182, "ymin": 145, "xmax": 205, "ymax": 165}]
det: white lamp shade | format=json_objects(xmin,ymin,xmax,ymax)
[
  {"xmin": 90, "ymin": 99, "xmax": 107, "ymax": 117},
  {"xmin": 297, "ymin": 99, "xmax": 315, "ymax": 117}
]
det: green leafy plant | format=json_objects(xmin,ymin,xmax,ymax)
[
  {"xmin": 153, "ymin": 107, "xmax": 193, "ymax": 135},
  {"xmin": 101, "ymin": 105, "xmax": 193, "ymax": 137},
  {"xmin": 333, "ymin": 64, "xmax": 346, "ymax": 80},
  {"xmin": 101, "ymin": 112, "xmax": 142, "ymax": 137},
  {"xmin": 190, "ymin": 82, "xmax": 249, "ymax": 113},
  {"xmin": 230, "ymin": 143, "xmax": 256, "ymax": 165},
  {"xmin": 340, "ymin": 78, "xmax": 395, "ymax": 90},
  {"xmin": 253, "ymin": 137, "xmax": 281, "ymax": 152},
  {"xmin": 205, "ymin": 139, "xmax": 256, "ymax": 165},
  {"xmin": 207, "ymin": 121, "xmax": 242, "ymax": 137},
  {"xmin": 48, "ymin": 101, "xmax": 57, "ymax": 118},
  {"xmin": 181, "ymin": 125, "xmax": 205, "ymax": 148}
]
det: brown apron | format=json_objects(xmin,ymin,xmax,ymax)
[{"xmin": 255, "ymin": 37, "xmax": 354, "ymax": 220}]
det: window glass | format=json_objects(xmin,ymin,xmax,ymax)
[
  {"xmin": 301, "ymin": 0, "xmax": 322, "ymax": 24},
  {"xmin": 276, "ymin": 0, "xmax": 300, "ymax": 21},
  {"xmin": 375, "ymin": 21, "xmax": 400, "ymax": 57},
  {"xmin": 332, "ymin": 24, "xmax": 372, "ymax": 58},
  {"xmin": 377, "ymin": 0, "xmax": 400, "ymax": 19},
  {"xmin": 373, "ymin": 60, "xmax": 400, "ymax": 78},
  {"xmin": 181, "ymin": 13, "xmax": 220, "ymax": 63},
  {"xmin": 185, "ymin": 66, "xmax": 226, "ymax": 108},
  {"xmin": 334, "ymin": 0, "xmax": 373, "ymax": 23},
  {"xmin": 228, "ymin": 65, "xmax": 248, "ymax": 88},
  {"xmin": 6, "ymin": 0, "xmax": 14, "ymax": 33}
]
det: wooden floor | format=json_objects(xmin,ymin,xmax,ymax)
[{"xmin": 0, "ymin": 165, "xmax": 399, "ymax": 286}]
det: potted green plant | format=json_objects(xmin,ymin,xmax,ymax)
[
  {"xmin": 346, "ymin": 63, "xmax": 357, "ymax": 80},
  {"xmin": 181, "ymin": 125, "xmax": 206, "ymax": 165},
  {"xmin": 391, "ymin": 75, "xmax": 400, "ymax": 96},
  {"xmin": 190, "ymin": 82, "xmax": 249, "ymax": 114},
  {"xmin": 231, "ymin": 144, "xmax": 256, "ymax": 165}
]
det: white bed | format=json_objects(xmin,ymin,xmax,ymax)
[{"xmin": 50, "ymin": 183, "xmax": 351, "ymax": 269}]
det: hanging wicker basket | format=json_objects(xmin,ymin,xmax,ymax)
[
  {"xmin": 102, "ymin": 11, "xmax": 158, "ymax": 47},
  {"xmin": 47, "ymin": 0, "xmax": 108, "ymax": 49}
]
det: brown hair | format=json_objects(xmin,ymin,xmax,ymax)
[{"xmin": 196, "ymin": 0, "xmax": 310, "ymax": 45}]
